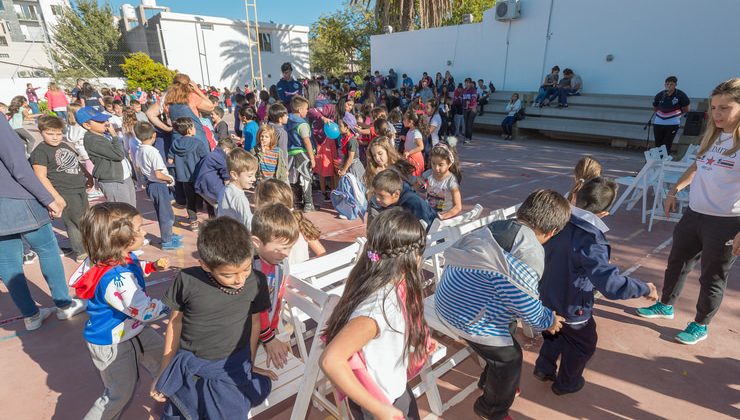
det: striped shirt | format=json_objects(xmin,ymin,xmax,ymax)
[
  {"xmin": 653, "ymin": 89, "xmax": 690, "ymax": 126},
  {"xmin": 435, "ymin": 254, "xmax": 554, "ymax": 347},
  {"xmin": 259, "ymin": 148, "xmax": 279, "ymax": 179}
]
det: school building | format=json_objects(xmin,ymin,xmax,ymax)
[
  {"xmin": 370, "ymin": 0, "xmax": 740, "ymax": 99},
  {"xmin": 120, "ymin": 0, "xmax": 310, "ymax": 90}
]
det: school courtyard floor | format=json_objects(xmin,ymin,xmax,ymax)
[{"xmin": 0, "ymin": 125, "xmax": 738, "ymax": 420}]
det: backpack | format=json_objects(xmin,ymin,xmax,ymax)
[
  {"xmin": 330, "ymin": 173, "xmax": 367, "ymax": 220},
  {"xmin": 515, "ymin": 106, "xmax": 526, "ymax": 121}
]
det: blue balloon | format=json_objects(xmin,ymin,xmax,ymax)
[{"xmin": 323, "ymin": 121, "xmax": 340, "ymax": 139}]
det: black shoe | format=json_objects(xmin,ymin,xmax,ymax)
[
  {"xmin": 552, "ymin": 377, "xmax": 585, "ymax": 395},
  {"xmin": 533, "ymin": 370, "xmax": 557, "ymax": 382}
]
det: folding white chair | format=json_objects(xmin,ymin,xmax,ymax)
[
  {"xmin": 612, "ymin": 145, "xmax": 674, "ymax": 221},
  {"xmin": 679, "ymin": 143, "xmax": 700, "ymax": 163},
  {"xmin": 423, "ymin": 204, "xmax": 484, "ymax": 285},
  {"xmin": 647, "ymin": 160, "xmax": 692, "ymax": 231}
]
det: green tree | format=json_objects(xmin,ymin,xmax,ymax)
[
  {"xmin": 309, "ymin": 4, "xmax": 379, "ymax": 76},
  {"xmin": 120, "ymin": 52, "xmax": 177, "ymax": 91},
  {"xmin": 50, "ymin": 0, "xmax": 125, "ymax": 79},
  {"xmin": 444, "ymin": 0, "xmax": 497, "ymax": 26}
]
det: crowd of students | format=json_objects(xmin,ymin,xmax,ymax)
[{"xmin": 0, "ymin": 66, "xmax": 738, "ymax": 420}]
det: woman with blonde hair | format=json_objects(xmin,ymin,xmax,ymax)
[
  {"xmin": 44, "ymin": 81, "xmax": 69, "ymax": 120},
  {"xmin": 637, "ymin": 78, "xmax": 740, "ymax": 345}
]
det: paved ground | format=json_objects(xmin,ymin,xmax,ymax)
[{"xmin": 0, "ymin": 122, "xmax": 738, "ymax": 420}]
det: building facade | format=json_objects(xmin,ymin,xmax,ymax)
[{"xmin": 120, "ymin": 3, "xmax": 310, "ymax": 90}]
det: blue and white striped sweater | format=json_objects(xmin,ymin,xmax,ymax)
[{"xmin": 434, "ymin": 228, "xmax": 554, "ymax": 347}]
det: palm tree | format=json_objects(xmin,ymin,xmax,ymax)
[{"xmin": 351, "ymin": 0, "xmax": 452, "ymax": 32}]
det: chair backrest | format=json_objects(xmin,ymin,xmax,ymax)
[
  {"xmin": 423, "ymin": 209, "xmax": 510, "ymax": 260},
  {"xmin": 679, "ymin": 143, "xmax": 700, "ymax": 163},
  {"xmin": 427, "ymin": 204, "xmax": 484, "ymax": 234},
  {"xmin": 286, "ymin": 237, "xmax": 366, "ymax": 292},
  {"xmin": 644, "ymin": 145, "xmax": 672, "ymax": 162}
]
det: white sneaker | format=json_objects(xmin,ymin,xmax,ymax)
[
  {"xmin": 56, "ymin": 298, "xmax": 87, "ymax": 320},
  {"xmin": 143, "ymin": 238, "xmax": 150, "ymax": 247},
  {"xmin": 24, "ymin": 307, "xmax": 55, "ymax": 331}
]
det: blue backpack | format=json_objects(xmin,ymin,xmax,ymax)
[{"xmin": 331, "ymin": 173, "xmax": 367, "ymax": 220}]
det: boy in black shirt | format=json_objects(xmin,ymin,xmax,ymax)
[
  {"xmin": 30, "ymin": 115, "xmax": 93, "ymax": 262},
  {"xmin": 152, "ymin": 217, "xmax": 274, "ymax": 418},
  {"xmin": 211, "ymin": 106, "xmax": 229, "ymax": 141}
]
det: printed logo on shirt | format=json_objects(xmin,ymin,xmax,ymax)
[{"xmin": 55, "ymin": 147, "xmax": 81, "ymax": 175}]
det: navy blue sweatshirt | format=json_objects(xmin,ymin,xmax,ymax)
[
  {"xmin": 396, "ymin": 182, "xmax": 438, "ymax": 230},
  {"xmin": 168, "ymin": 135, "xmax": 209, "ymax": 183},
  {"xmin": 540, "ymin": 212, "xmax": 650, "ymax": 324}
]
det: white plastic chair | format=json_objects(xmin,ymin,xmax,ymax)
[
  {"xmin": 647, "ymin": 161, "xmax": 692, "ymax": 231},
  {"xmin": 679, "ymin": 143, "xmax": 700, "ymax": 163},
  {"xmin": 612, "ymin": 146, "xmax": 673, "ymax": 222},
  {"xmin": 423, "ymin": 204, "xmax": 484, "ymax": 286}
]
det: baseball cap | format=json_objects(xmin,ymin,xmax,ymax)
[{"xmin": 75, "ymin": 107, "xmax": 110, "ymax": 125}]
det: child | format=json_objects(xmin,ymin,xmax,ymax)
[
  {"xmin": 239, "ymin": 106, "xmax": 259, "ymax": 152},
  {"xmin": 426, "ymin": 99, "xmax": 442, "ymax": 147},
  {"xmin": 73, "ymin": 202, "xmax": 170, "ymax": 419},
  {"xmin": 286, "ymin": 95, "xmax": 317, "ymax": 212},
  {"xmin": 250, "ymin": 204, "xmax": 300, "ymax": 370},
  {"xmin": 212, "ymin": 106, "xmax": 229, "ymax": 141},
  {"xmin": 337, "ymin": 119, "xmax": 366, "ymax": 180},
  {"xmin": 268, "ymin": 102, "xmax": 289, "ymax": 153},
  {"xmin": 372, "ymin": 169, "xmax": 437, "ymax": 230},
  {"xmin": 314, "ymin": 124, "xmax": 338, "ymax": 203},
  {"xmin": 255, "ymin": 124, "xmax": 288, "ymax": 183},
  {"xmin": 131, "ymin": 100, "xmax": 148, "ymax": 122},
  {"xmin": 29, "ymin": 115, "xmax": 93, "ymax": 262},
  {"xmin": 122, "ymin": 108, "xmax": 145, "ymax": 191},
  {"xmin": 320, "ymin": 208, "xmax": 433, "ymax": 420},
  {"xmin": 536, "ymin": 178, "xmax": 657, "ymax": 395},
  {"xmin": 78, "ymin": 106, "xmax": 137, "ymax": 207},
  {"xmin": 168, "ymin": 117, "xmax": 209, "ymax": 230},
  {"xmin": 217, "ymin": 148, "xmax": 258, "ymax": 226},
  {"xmin": 134, "ymin": 121, "xmax": 182, "ymax": 250},
  {"xmin": 151, "ymin": 217, "xmax": 273, "ymax": 418},
  {"xmin": 194, "ymin": 138, "xmax": 236, "ymax": 216},
  {"xmin": 402, "ymin": 109, "xmax": 427, "ymax": 177},
  {"xmin": 364, "ymin": 136, "xmax": 412, "ymax": 189},
  {"xmin": 421, "ymin": 143, "xmax": 462, "ymax": 220},
  {"xmin": 255, "ymin": 178, "xmax": 325, "ymax": 263},
  {"xmin": 566, "ymin": 156, "xmax": 602, "ymax": 204},
  {"xmin": 434, "ymin": 190, "xmax": 570, "ymax": 420}
]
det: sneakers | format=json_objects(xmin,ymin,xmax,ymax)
[
  {"xmin": 552, "ymin": 377, "xmax": 585, "ymax": 396},
  {"xmin": 24, "ymin": 307, "xmax": 54, "ymax": 331},
  {"xmin": 161, "ymin": 238, "xmax": 183, "ymax": 250},
  {"xmin": 636, "ymin": 302, "xmax": 674, "ymax": 319},
  {"xmin": 675, "ymin": 322, "xmax": 708, "ymax": 345},
  {"xmin": 533, "ymin": 370, "xmax": 557, "ymax": 382},
  {"xmin": 323, "ymin": 192, "xmax": 331, "ymax": 202},
  {"xmin": 23, "ymin": 251, "xmax": 38, "ymax": 265},
  {"xmin": 56, "ymin": 298, "xmax": 87, "ymax": 320}
]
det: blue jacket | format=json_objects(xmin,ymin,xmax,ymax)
[
  {"xmin": 540, "ymin": 211, "xmax": 650, "ymax": 324},
  {"xmin": 156, "ymin": 346, "xmax": 271, "ymax": 419},
  {"xmin": 397, "ymin": 182, "xmax": 438, "ymax": 230},
  {"xmin": 168, "ymin": 135, "xmax": 209, "ymax": 183},
  {"xmin": 194, "ymin": 147, "xmax": 229, "ymax": 204}
]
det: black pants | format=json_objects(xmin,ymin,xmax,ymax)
[
  {"xmin": 653, "ymin": 124, "xmax": 679, "ymax": 155},
  {"xmin": 178, "ymin": 181, "xmax": 200, "ymax": 223},
  {"xmin": 466, "ymin": 325, "xmax": 521, "ymax": 420},
  {"xmin": 59, "ymin": 190, "xmax": 89, "ymax": 257},
  {"xmin": 478, "ymin": 97, "xmax": 489, "ymax": 114},
  {"xmin": 464, "ymin": 110, "xmax": 476, "ymax": 141},
  {"xmin": 348, "ymin": 385, "xmax": 420, "ymax": 420},
  {"xmin": 534, "ymin": 317, "xmax": 597, "ymax": 392},
  {"xmin": 661, "ymin": 208, "xmax": 740, "ymax": 324}
]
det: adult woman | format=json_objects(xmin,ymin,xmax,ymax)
[
  {"xmin": 163, "ymin": 73, "xmax": 214, "ymax": 145},
  {"xmin": 501, "ymin": 93, "xmax": 522, "ymax": 140},
  {"xmin": 44, "ymin": 82, "xmax": 69, "ymax": 120},
  {"xmin": 80, "ymin": 82, "xmax": 104, "ymax": 110},
  {"xmin": 637, "ymin": 78, "xmax": 740, "ymax": 345},
  {"xmin": 0, "ymin": 118, "xmax": 85, "ymax": 330}
]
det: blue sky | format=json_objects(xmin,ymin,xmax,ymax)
[{"xmin": 101, "ymin": 0, "xmax": 346, "ymax": 27}]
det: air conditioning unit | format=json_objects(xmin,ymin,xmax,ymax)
[
  {"xmin": 462, "ymin": 14, "xmax": 473, "ymax": 24},
  {"xmin": 495, "ymin": 0, "xmax": 521, "ymax": 21},
  {"xmin": 17, "ymin": 70, "xmax": 31, "ymax": 77}
]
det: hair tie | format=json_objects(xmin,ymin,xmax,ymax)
[{"xmin": 367, "ymin": 250, "xmax": 381, "ymax": 262}]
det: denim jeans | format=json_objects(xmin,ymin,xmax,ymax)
[
  {"xmin": 501, "ymin": 116, "xmax": 516, "ymax": 135},
  {"xmin": 147, "ymin": 181, "xmax": 174, "ymax": 243},
  {"xmin": 535, "ymin": 87, "xmax": 556, "ymax": 103},
  {"xmin": 28, "ymin": 102, "xmax": 40, "ymax": 114},
  {"xmin": 0, "ymin": 222, "xmax": 73, "ymax": 317},
  {"xmin": 55, "ymin": 110, "xmax": 68, "ymax": 121},
  {"xmin": 558, "ymin": 88, "xmax": 580, "ymax": 105}
]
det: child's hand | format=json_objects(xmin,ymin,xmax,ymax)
[
  {"xmin": 337, "ymin": 169, "xmax": 346, "ymax": 177},
  {"xmin": 167, "ymin": 158, "xmax": 174, "ymax": 165},
  {"xmin": 150, "ymin": 381, "xmax": 167, "ymax": 402},
  {"xmin": 264, "ymin": 338, "xmax": 291, "ymax": 370},
  {"xmin": 371, "ymin": 403, "xmax": 404, "ymax": 420},
  {"xmin": 253, "ymin": 366, "xmax": 278, "ymax": 381},
  {"xmin": 546, "ymin": 312, "xmax": 565, "ymax": 335},
  {"xmin": 154, "ymin": 258, "xmax": 170, "ymax": 271},
  {"xmin": 644, "ymin": 282, "xmax": 659, "ymax": 301}
]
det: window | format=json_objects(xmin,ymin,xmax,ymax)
[
  {"xmin": 0, "ymin": 36, "xmax": 7, "ymax": 47},
  {"xmin": 258, "ymin": 32, "xmax": 272, "ymax": 52},
  {"xmin": 15, "ymin": 4, "xmax": 39, "ymax": 21},
  {"xmin": 51, "ymin": 5, "xmax": 64, "ymax": 16},
  {"xmin": 200, "ymin": 23, "xmax": 213, "ymax": 30}
]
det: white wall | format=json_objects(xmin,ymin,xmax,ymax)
[
  {"xmin": 372, "ymin": 0, "xmax": 740, "ymax": 98},
  {"xmin": 156, "ymin": 12, "xmax": 309, "ymax": 90},
  {"xmin": 0, "ymin": 77, "xmax": 126, "ymax": 104}
]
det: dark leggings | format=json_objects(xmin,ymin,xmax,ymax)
[
  {"xmin": 348, "ymin": 385, "xmax": 420, "ymax": 420},
  {"xmin": 178, "ymin": 181, "xmax": 200, "ymax": 223},
  {"xmin": 464, "ymin": 110, "xmax": 476, "ymax": 141}
]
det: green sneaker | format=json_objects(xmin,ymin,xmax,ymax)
[
  {"xmin": 675, "ymin": 322, "xmax": 708, "ymax": 345},
  {"xmin": 636, "ymin": 302, "xmax": 674, "ymax": 319}
]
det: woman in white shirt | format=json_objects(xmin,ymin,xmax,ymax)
[
  {"xmin": 501, "ymin": 93, "xmax": 522, "ymax": 140},
  {"xmin": 637, "ymin": 78, "xmax": 740, "ymax": 345}
]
